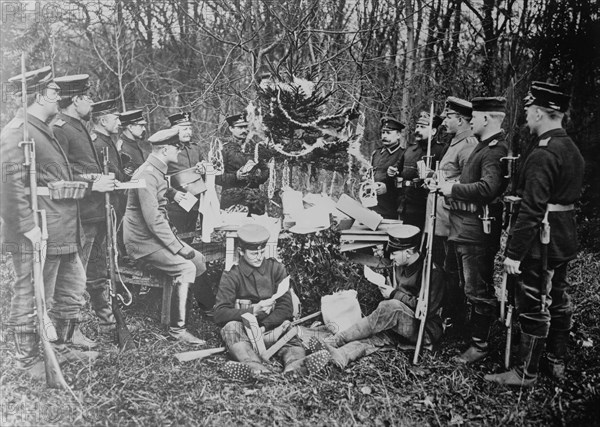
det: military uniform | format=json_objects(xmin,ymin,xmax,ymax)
[
  {"xmin": 124, "ymin": 128, "xmax": 206, "ymax": 343},
  {"xmin": 370, "ymin": 144, "xmax": 403, "ymax": 219},
  {"xmin": 119, "ymin": 109, "xmax": 150, "ymax": 180}
]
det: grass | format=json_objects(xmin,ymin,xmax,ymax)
[{"xmin": 0, "ymin": 251, "xmax": 599, "ymax": 426}]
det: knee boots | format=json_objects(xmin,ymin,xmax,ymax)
[
  {"xmin": 485, "ymin": 333, "xmax": 546, "ymax": 387},
  {"xmin": 457, "ymin": 310, "xmax": 492, "ymax": 364},
  {"xmin": 88, "ymin": 286, "xmax": 115, "ymax": 332},
  {"xmin": 54, "ymin": 318, "xmax": 98, "ymax": 350},
  {"xmin": 333, "ymin": 317, "xmax": 374, "ymax": 347},
  {"xmin": 544, "ymin": 328, "xmax": 570, "ymax": 380},
  {"xmin": 169, "ymin": 282, "xmax": 206, "ymax": 345}
]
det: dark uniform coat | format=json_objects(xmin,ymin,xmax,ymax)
[
  {"xmin": 53, "ymin": 113, "xmax": 104, "ymax": 224},
  {"xmin": 448, "ymin": 131, "xmax": 508, "ymax": 244},
  {"xmin": 120, "ymin": 133, "xmax": 149, "ymax": 179},
  {"xmin": 214, "ymin": 257, "xmax": 293, "ymax": 331},
  {"xmin": 370, "ymin": 143, "xmax": 404, "ymax": 219},
  {"xmin": 123, "ymin": 155, "xmax": 184, "ymax": 259},
  {"xmin": 1, "ymin": 112, "xmax": 81, "ymax": 255},
  {"xmin": 92, "ymin": 131, "xmax": 125, "ymax": 182},
  {"xmin": 507, "ymin": 128, "xmax": 584, "ymax": 262},
  {"xmin": 168, "ymin": 141, "xmax": 204, "ymax": 174}
]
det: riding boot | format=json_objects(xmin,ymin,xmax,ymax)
[
  {"xmin": 457, "ymin": 310, "xmax": 492, "ymax": 364},
  {"xmin": 88, "ymin": 285, "xmax": 116, "ymax": 330},
  {"xmin": 169, "ymin": 282, "xmax": 206, "ymax": 345},
  {"xmin": 54, "ymin": 318, "xmax": 98, "ymax": 350},
  {"xmin": 280, "ymin": 344, "xmax": 307, "ymax": 374},
  {"xmin": 484, "ymin": 333, "xmax": 545, "ymax": 387},
  {"xmin": 544, "ymin": 328, "xmax": 570, "ymax": 380},
  {"xmin": 333, "ymin": 317, "xmax": 374, "ymax": 347},
  {"xmin": 12, "ymin": 330, "xmax": 45, "ymax": 380},
  {"xmin": 227, "ymin": 341, "xmax": 272, "ymax": 375}
]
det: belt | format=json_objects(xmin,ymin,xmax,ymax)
[
  {"xmin": 547, "ymin": 203, "xmax": 574, "ymax": 212},
  {"xmin": 448, "ymin": 200, "xmax": 480, "ymax": 213}
]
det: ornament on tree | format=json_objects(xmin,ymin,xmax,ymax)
[
  {"xmin": 359, "ymin": 167, "xmax": 378, "ymax": 208},
  {"xmin": 282, "ymin": 159, "xmax": 290, "ymax": 189},
  {"xmin": 208, "ymin": 138, "xmax": 224, "ymax": 175}
]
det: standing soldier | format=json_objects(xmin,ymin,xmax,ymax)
[
  {"xmin": 397, "ymin": 112, "xmax": 444, "ymax": 230},
  {"xmin": 485, "ymin": 82, "xmax": 584, "ymax": 386},
  {"xmin": 119, "ymin": 109, "xmax": 149, "ymax": 179},
  {"xmin": 440, "ymin": 97, "xmax": 508, "ymax": 363},
  {"xmin": 53, "ymin": 74, "xmax": 116, "ymax": 348},
  {"xmin": 218, "ymin": 112, "xmax": 269, "ymax": 215},
  {"xmin": 91, "ymin": 99, "xmax": 125, "ymax": 182},
  {"xmin": 1, "ymin": 67, "xmax": 98, "ymax": 379},
  {"xmin": 370, "ymin": 116, "xmax": 405, "ymax": 219}
]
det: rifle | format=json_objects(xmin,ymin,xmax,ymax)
[
  {"xmin": 413, "ymin": 161, "xmax": 439, "ymax": 364},
  {"xmin": 18, "ymin": 53, "xmax": 71, "ymax": 391},
  {"xmin": 102, "ymin": 147, "xmax": 135, "ymax": 351}
]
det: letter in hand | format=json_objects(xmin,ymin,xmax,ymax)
[
  {"xmin": 195, "ymin": 162, "xmax": 205, "ymax": 175},
  {"xmin": 92, "ymin": 173, "xmax": 116, "ymax": 192},
  {"xmin": 177, "ymin": 246, "xmax": 195, "ymax": 260},
  {"xmin": 503, "ymin": 257, "xmax": 521, "ymax": 275},
  {"xmin": 253, "ymin": 299, "xmax": 274, "ymax": 316},
  {"xmin": 174, "ymin": 191, "xmax": 185, "ymax": 204},
  {"xmin": 378, "ymin": 283, "xmax": 395, "ymax": 299}
]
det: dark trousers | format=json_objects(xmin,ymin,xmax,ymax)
[{"xmin": 454, "ymin": 242, "xmax": 498, "ymax": 317}]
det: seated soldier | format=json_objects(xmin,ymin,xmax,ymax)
[
  {"xmin": 214, "ymin": 224, "xmax": 328, "ymax": 375},
  {"xmin": 317, "ymin": 225, "xmax": 445, "ymax": 368},
  {"xmin": 123, "ymin": 127, "xmax": 207, "ymax": 344}
]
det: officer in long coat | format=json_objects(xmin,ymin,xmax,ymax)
[
  {"xmin": 485, "ymin": 82, "xmax": 585, "ymax": 387},
  {"xmin": 119, "ymin": 109, "xmax": 149, "ymax": 179}
]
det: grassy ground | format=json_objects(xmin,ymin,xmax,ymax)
[{"xmin": 0, "ymin": 252, "xmax": 598, "ymax": 426}]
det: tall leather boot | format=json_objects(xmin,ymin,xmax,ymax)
[
  {"xmin": 457, "ymin": 310, "xmax": 492, "ymax": 364},
  {"xmin": 280, "ymin": 344, "xmax": 307, "ymax": 374},
  {"xmin": 12, "ymin": 330, "xmax": 45, "ymax": 380},
  {"xmin": 544, "ymin": 328, "xmax": 569, "ymax": 380},
  {"xmin": 333, "ymin": 317, "xmax": 374, "ymax": 348},
  {"xmin": 88, "ymin": 285, "xmax": 116, "ymax": 332},
  {"xmin": 484, "ymin": 333, "xmax": 545, "ymax": 387},
  {"xmin": 228, "ymin": 341, "xmax": 272, "ymax": 375},
  {"xmin": 192, "ymin": 274, "xmax": 216, "ymax": 313},
  {"xmin": 323, "ymin": 340, "xmax": 378, "ymax": 369},
  {"xmin": 169, "ymin": 282, "xmax": 206, "ymax": 345},
  {"xmin": 54, "ymin": 318, "xmax": 98, "ymax": 350}
]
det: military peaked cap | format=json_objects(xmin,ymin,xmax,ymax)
[
  {"xmin": 381, "ymin": 116, "xmax": 405, "ymax": 131},
  {"xmin": 91, "ymin": 99, "xmax": 120, "ymax": 116},
  {"xmin": 387, "ymin": 225, "xmax": 420, "ymax": 251},
  {"xmin": 147, "ymin": 127, "xmax": 181, "ymax": 146},
  {"xmin": 120, "ymin": 109, "xmax": 147, "ymax": 126},
  {"xmin": 8, "ymin": 66, "xmax": 59, "ymax": 95},
  {"xmin": 237, "ymin": 223, "xmax": 270, "ymax": 250},
  {"xmin": 416, "ymin": 111, "xmax": 443, "ymax": 128},
  {"xmin": 524, "ymin": 81, "xmax": 570, "ymax": 112},
  {"xmin": 471, "ymin": 97, "xmax": 506, "ymax": 113},
  {"xmin": 444, "ymin": 96, "xmax": 472, "ymax": 118},
  {"xmin": 225, "ymin": 112, "xmax": 248, "ymax": 127},
  {"xmin": 168, "ymin": 112, "xmax": 192, "ymax": 127},
  {"xmin": 54, "ymin": 74, "xmax": 91, "ymax": 97}
]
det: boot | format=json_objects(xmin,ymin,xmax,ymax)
[
  {"xmin": 228, "ymin": 341, "xmax": 272, "ymax": 375},
  {"xmin": 484, "ymin": 333, "xmax": 545, "ymax": 387},
  {"xmin": 169, "ymin": 282, "xmax": 206, "ymax": 345},
  {"xmin": 457, "ymin": 310, "xmax": 492, "ymax": 364},
  {"xmin": 544, "ymin": 328, "xmax": 569, "ymax": 380},
  {"xmin": 12, "ymin": 330, "xmax": 46, "ymax": 381},
  {"xmin": 88, "ymin": 286, "xmax": 116, "ymax": 328},
  {"xmin": 52, "ymin": 343, "xmax": 100, "ymax": 365},
  {"xmin": 55, "ymin": 318, "xmax": 98, "ymax": 350},
  {"xmin": 333, "ymin": 317, "xmax": 374, "ymax": 347},
  {"xmin": 280, "ymin": 345, "xmax": 307, "ymax": 374},
  {"xmin": 192, "ymin": 274, "xmax": 216, "ymax": 313},
  {"xmin": 323, "ymin": 340, "xmax": 378, "ymax": 369}
]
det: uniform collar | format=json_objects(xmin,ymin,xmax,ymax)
[
  {"xmin": 147, "ymin": 154, "xmax": 168, "ymax": 174},
  {"xmin": 58, "ymin": 112, "xmax": 86, "ymax": 129},
  {"xmin": 238, "ymin": 256, "xmax": 267, "ymax": 277},
  {"xmin": 381, "ymin": 143, "xmax": 401, "ymax": 154},
  {"xmin": 537, "ymin": 128, "xmax": 567, "ymax": 140},
  {"xmin": 450, "ymin": 129, "xmax": 473, "ymax": 146},
  {"xmin": 481, "ymin": 130, "xmax": 504, "ymax": 146}
]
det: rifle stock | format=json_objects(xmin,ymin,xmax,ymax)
[{"xmin": 103, "ymin": 148, "xmax": 135, "ymax": 351}]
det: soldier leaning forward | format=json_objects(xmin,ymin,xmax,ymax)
[
  {"xmin": 440, "ymin": 96, "xmax": 508, "ymax": 364},
  {"xmin": 485, "ymin": 82, "xmax": 584, "ymax": 387},
  {"xmin": 1, "ymin": 67, "xmax": 98, "ymax": 380}
]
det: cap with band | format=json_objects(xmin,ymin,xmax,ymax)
[
  {"xmin": 225, "ymin": 112, "xmax": 248, "ymax": 127},
  {"xmin": 416, "ymin": 111, "xmax": 443, "ymax": 128},
  {"xmin": 147, "ymin": 127, "xmax": 181, "ymax": 146},
  {"xmin": 91, "ymin": 99, "xmax": 120, "ymax": 116},
  {"xmin": 8, "ymin": 66, "xmax": 59, "ymax": 95},
  {"xmin": 53, "ymin": 74, "xmax": 91, "ymax": 97},
  {"xmin": 387, "ymin": 225, "xmax": 420, "ymax": 251},
  {"xmin": 168, "ymin": 112, "xmax": 192, "ymax": 127},
  {"xmin": 120, "ymin": 109, "xmax": 147, "ymax": 126},
  {"xmin": 524, "ymin": 81, "xmax": 570, "ymax": 112},
  {"xmin": 471, "ymin": 97, "xmax": 506, "ymax": 113},
  {"xmin": 237, "ymin": 224, "xmax": 270, "ymax": 250},
  {"xmin": 381, "ymin": 116, "xmax": 405, "ymax": 131},
  {"xmin": 444, "ymin": 96, "xmax": 472, "ymax": 118}
]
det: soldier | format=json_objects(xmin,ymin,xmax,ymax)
[
  {"xmin": 440, "ymin": 97, "xmax": 508, "ymax": 363},
  {"xmin": 119, "ymin": 109, "xmax": 149, "ymax": 179},
  {"xmin": 370, "ymin": 116, "xmax": 405, "ymax": 219},
  {"xmin": 485, "ymin": 82, "xmax": 584, "ymax": 387},
  {"xmin": 165, "ymin": 112, "xmax": 205, "ymax": 239},
  {"xmin": 316, "ymin": 225, "xmax": 445, "ymax": 368},
  {"xmin": 91, "ymin": 99, "xmax": 125, "ymax": 182},
  {"xmin": 218, "ymin": 112, "xmax": 269, "ymax": 215},
  {"xmin": 53, "ymin": 74, "xmax": 116, "ymax": 347},
  {"xmin": 429, "ymin": 97, "xmax": 478, "ymax": 328},
  {"xmin": 1, "ymin": 66, "xmax": 98, "ymax": 379},
  {"xmin": 397, "ymin": 112, "xmax": 445, "ymax": 230},
  {"xmin": 123, "ymin": 127, "xmax": 207, "ymax": 344},
  {"xmin": 214, "ymin": 224, "xmax": 328, "ymax": 375}
]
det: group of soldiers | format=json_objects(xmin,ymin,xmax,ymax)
[{"xmin": 0, "ymin": 63, "xmax": 585, "ymax": 389}]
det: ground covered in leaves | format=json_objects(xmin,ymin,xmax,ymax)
[{"xmin": 0, "ymin": 250, "xmax": 598, "ymax": 426}]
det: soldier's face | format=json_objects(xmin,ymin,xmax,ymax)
[
  {"xmin": 442, "ymin": 112, "xmax": 459, "ymax": 134},
  {"xmin": 102, "ymin": 114, "xmax": 120, "ymax": 134},
  {"xmin": 128, "ymin": 123, "xmax": 145, "ymax": 138},
  {"xmin": 41, "ymin": 88, "xmax": 60, "ymax": 116},
  {"xmin": 178, "ymin": 125, "xmax": 192, "ymax": 143},
  {"xmin": 470, "ymin": 111, "xmax": 486, "ymax": 137},
  {"xmin": 163, "ymin": 144, "xmax": 181, "ymax": 163},
  {"xmin": 75, "ymin": 95, "xmax": 93, "ymax": 121},
  {"xmin": 241, "ymin": 247, "xmax": 266, "ymax": 268},
  {"xmin": 524, "ymin": 105, "xmax": 540, "ymax": 135},
  {"xmin": 230, "ymin": 125, "xmax": 248, "ymax": 141},
  {"xmin": 390, "ymin": 248, "xmax": 413, "ymax": 266},
  {"xmin": 381, "ymin": 129, "xmax": 401, "ymax": 146},
  {"xmin": 414, "ymin": 123, "xmax": 431, "ymax": 142}
]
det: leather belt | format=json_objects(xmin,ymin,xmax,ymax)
[
  {"xmin": 448, "ymin": 200, "xmax": 480, "ymax": 213},
  {"xmin": 547, "ymin": 203, "xmax": 574, "ymax": 212}
]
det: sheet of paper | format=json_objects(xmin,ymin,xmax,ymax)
[
  {"xmin": 364, "ymin": 265, "xmax": 385, "ymax": 287},
  {"xmin": 178, "ymin": 192, "xmax": 198, "ymax": 212},
  {"xmin": 264, "ymin": 276, "xmax": 290, "ymax": 304}
]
